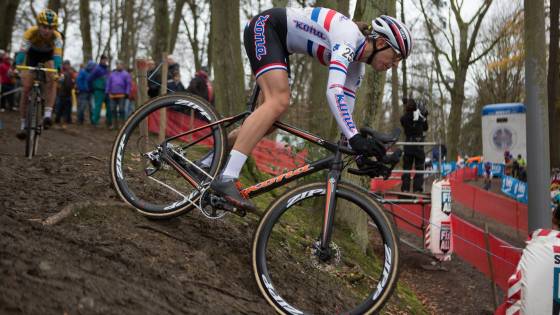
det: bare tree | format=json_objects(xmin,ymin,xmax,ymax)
[
  {"xmin": 419, "ymin": 0, "xmax": 502, "ymax": 158},
  {"xmin": 169, "ymin": 0, "xmax": 187, "ymax": 54},
  {"xmin": 0, "ymin": 0, "xmax": 21, "ymax": 50},
  {"xmin": 210, "ymin": 0, "xmax": 244, "ymax": 115},
  {"xmin": 48, "ymin": 0, "xmax": 61, "ymax": 12},
  {"xmin": 79, "ymin": 0, "xmax": 93, "ymax": 62},
  {"xmin": 152, "ymin": 0, "xmax": 169, "ymax": 63}
]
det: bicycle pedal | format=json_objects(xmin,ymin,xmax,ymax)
[{"xmin": 209, "ymin": 194, "xmax": 246, "ymax": 217}]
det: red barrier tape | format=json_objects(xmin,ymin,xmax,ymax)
[{"xmin": 450, "ymin": 168, "xmax": 528, "ymax": 233}]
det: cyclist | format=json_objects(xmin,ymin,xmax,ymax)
[
  {"xmin": 14, "ymin": 8, "xmax": 63, "ymax": 139},
  {"xmin": 211, "ymin": 7, "xmax": 412, "ymax": 210}
]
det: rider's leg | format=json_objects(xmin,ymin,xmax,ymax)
[
  {"xmin": 16, "ymin": 71, "xmax": 33, "ymax": 136},
  {"xmin": 43, "ymin": 60, "xmax": 56, "ymax": 125},
  {"xmin": 221, "ymin": 70, "xmax": 290, "ymax": 178},
  {"xmin": 210, "ymin": 70, "xmax": 290, "ymax": 211}
]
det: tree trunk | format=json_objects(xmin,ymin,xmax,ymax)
[
  {"xmin": 447, "ymin": 69, "xmax": 467, "ymax": 160},
  {"xmin": 152, "ymin": 0, "xmax": 170, "ymax": 63},
  {"xmin": 388, "ymin": 1, "xmax": 398, "ymax": 131},
  {"xmin": 48, "ymin": 0, "xmax": 61, "ymax": 12},
  {"xmin": 210, "ymin": 0, "xmax": 244, "ymax": 115},
  {"xmin": 79, "ymin": 0, "xmax": 93, "ymax": 63},
  {"xmin": 169, "ymin": 0, "xmax": 187, "ymax": 54},
  {"xmin": 0, "ymin": 0, "xmax": 20, "ymax": 51},
  {"xmin": 118, "ymin": 0, "xmax": 134, "ymax": 67},
  {"xmin": 272, "ymin": 0, "xmax": 288, "ymax": 7},
  {"xmin": 400, "ymin": 0, "xmax": 407, "ymax": 98},
  {"xmin": 548, "ymin": 0, "xmax": 560, "ymax": 168},
  {"xmin": 524, "ymin": 0, "xmax": 551, "ymax": 230}
]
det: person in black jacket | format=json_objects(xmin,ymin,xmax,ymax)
[{"xmin": 400, "ymin": 98, "xmax": 428, "ymax": 193}]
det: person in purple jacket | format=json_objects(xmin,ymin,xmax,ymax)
[
  {"xmin": 87, "ymin": 55, "xmax": 110, "ymax": 126},
  {"xmin": 105, "ymin": 60, "xmax": 131, "ymax": 129}
]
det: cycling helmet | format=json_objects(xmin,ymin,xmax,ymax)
[
  {"xmin": 37, "ymin": 8, "xmax": 58, "ymax": 27},
  {"xmin": 371, "ymin": 15, "xmax": 413, "ymax": 59}
]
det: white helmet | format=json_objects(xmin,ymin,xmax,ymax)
[{"xmin": 371, "ymin": 15, "xmax": 413, "ymax": 59}]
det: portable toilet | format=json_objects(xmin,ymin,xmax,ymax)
[{"xmin": 481, "ymin": 103, "xmax": 526, "ymax": 164}]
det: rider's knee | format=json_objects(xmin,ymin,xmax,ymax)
[{"xmin": 271, "ymin": 91, "xmax": 290, "ymax": 114}]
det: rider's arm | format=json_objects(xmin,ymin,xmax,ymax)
[
  {"xmin": 52, "ymin": 31, "xmax": 64, "ymax": 71},
  {"xmin": 15, "ymin": 28, "xmax": 34, "ymax": 66},
  {"xmin": 325, "ymin": 43, "xmax": 359, "ymax": 140}
]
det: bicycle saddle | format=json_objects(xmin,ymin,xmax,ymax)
[{"xmin": 360, "ymin": 127, "xmax": 400, "ymax": 145}]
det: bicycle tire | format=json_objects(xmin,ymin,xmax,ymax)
[
  {"xmin": 252, "ymin": 181, "xmax": 400, "ymax": 315},
  {"xmin": 110, "ymin": 93, "xmax": 227, "ymax": 219},
  {"xmin": 25, "ymin": 89, "xmax": 38, "ymax": 159},
  {"xmin": 32, "ymin": 96, "xmax": 43, "ymax": 156}
]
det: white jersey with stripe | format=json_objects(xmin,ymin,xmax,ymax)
[{"xmin": 286, "ymin": 7, "xmax": 366, "ymax": 139}]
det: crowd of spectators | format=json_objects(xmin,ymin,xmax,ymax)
[
  {"xmin": 504, "ymin": 150, "xmax": 527, "ymax": 182},
  {"xmin": 1, "ymin": 50, "xmax": 214, "ymax": 130}
]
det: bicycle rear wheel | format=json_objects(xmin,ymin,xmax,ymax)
[
  {"xmin": 25, "ymin": 89, "xmax": 38, "ymax": 159},
  {"xmin": 252, "ymin": 181, "xmax": 400, "ymax": 315},
  {"xmin": 110, "ymin": 93, "xmax": 227, "ymax": 219}
]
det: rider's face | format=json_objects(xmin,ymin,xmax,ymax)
[
  {"xmin": 370, "ymin": 38, "xmax": 402, "ymax": 72},
  {"xmin": 38, "ymin": 24, "xmax": 54, "ymax": 37}
]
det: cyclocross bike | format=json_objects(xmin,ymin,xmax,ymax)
[
  {"xmin": 16, "ymin": 64, "xmax": 57, "ymax": 158},
  {"xmin": 110, "ymin": 86, "xmax": 403, "ymax": 314}
]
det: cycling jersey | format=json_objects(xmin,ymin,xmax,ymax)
[
  {"xmin": 15, "ymin": 26, "xmax": 63, "ymax": 69},
  {"xmin": 244, "ymin": 7, "xmax": 366, "ymax": 139}
]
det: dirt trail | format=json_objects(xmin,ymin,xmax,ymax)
[{"xmin": 1, "ymin": 111, "xmax": 497, "ymax": 314}]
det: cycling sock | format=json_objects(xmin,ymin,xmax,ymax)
[
  {"xmin": 199, "ymin": 151, "xmax": 214, "ymax": 168},
  {"xmin": 44, "ymin": 107, "xmax": 52, "ymax": 118},
  {"xmin": 20, "ymin": 118, "xmax": 26, "ymax": 130},
  {"xmin": 221, "ymin": 150, "xmax": 247, "ymax": 179}
]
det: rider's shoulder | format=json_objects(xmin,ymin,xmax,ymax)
[{"xmin": 22, "ymin": 26, "xmax": 40, "ymax": 39}]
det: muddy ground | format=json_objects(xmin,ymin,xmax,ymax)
[{"xmin": 0, "ymin": 110, "xmax": 507, "ymax": 314}]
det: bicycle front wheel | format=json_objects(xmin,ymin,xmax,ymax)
[
  {"xmin": 252, "ymin": 181, "xmax": 400, "ymax": 315},
  {"xmin": 110, "ymin": 93, "xmax": 227, "ymax": 219}
]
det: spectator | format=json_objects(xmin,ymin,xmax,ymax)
[
  {"xmin": 0, "ymin": 54, "xmax": 16, "ymax": 112},
  {"xmin": 55, "ymin": 60, "xmax": 74, "ymax": 126},
  {"xmin": 400, "ymin": 98, "xmax": 428, "ymax": 193},
  {"xmin": 87, "ymin": 55, "xmax": 110, "ymax": 127},
  {"xmin": 552, "ymin": 168, "xmax": 560, "ymax": 186},
  {"xmin": 483, "ymin": 161, "xmax": 492, "ymax": 190},
  {"xmin": 76, "ymin": 60, "xmax": 96, "ymax": 124},
  {"xmin": 186, "ymin": 67, "xmax": 214, "ymax": 104},
  {"xmin": 512, "ymin": 156, "xmax": 520, "ymax": 178},
  {"xmin": 125, "ymin": 68, "xmax": 137, "ymax": 119},
  {"xmin": 431, "ymin": 144, "xmax": 447, "ymax": 163},
  {"xmin": 147, "ymin": 55, "xmax": 180, "ymax": 98},
  {"xmin": 106, "ymin": 60, "xmax": 131, "ymax": 129},
  {"xmin": 504, "ymin": 150, "xmax": 513, "ymax": 176},
  {"xmin": 168, "ymin": 72, "xmax": 185, "ymax": 92}
]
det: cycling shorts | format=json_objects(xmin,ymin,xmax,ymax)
[
  {"xmin": 26, "ymin": 47, "xmax": 54, "ymax": 67},
  {"xmin": 243, "ymin": 8, "xmax": 289, "ymax": 79}
]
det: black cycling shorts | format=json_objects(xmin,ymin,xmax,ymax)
[
  {"xmin": 26, "ymin": 47, "xmax": 54, "ymax": 67},
  {"xmin": 243, "ymin": 8, "xmax": 289, "ymax": 79}
]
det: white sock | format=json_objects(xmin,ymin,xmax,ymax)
[
  {"xmin": 221, "ymin": 150, "xmax": 248, "ymax": 179},
  {"xmin": 20, "ymin": 118, "xmax": 26, "ymax": 130},
  {"xmin": 44, "ymin": 107, "xmax": 52, "ymax": 118},
  {"xmin": 200, "ymin": 152, "xmax": 214, "ymax": 168}
]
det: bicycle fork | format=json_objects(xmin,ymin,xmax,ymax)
[{"xmin": 317, "ymin": 149, "xmax": 343, "ymax": 261}]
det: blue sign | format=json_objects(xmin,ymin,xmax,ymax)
[
  {"xmin": 476, "ymin": 162, "xmax": 505, "ymax": 178},
  {"xmin": 501, "ymin": 175, "xmax": 528, "ymax": 204},
  {"xmin": 433, "ymin": 161, "xmax": 457, "ymax": 176},
  {"xmin": 482, "ymin": 103, "xmax": 526, "ymax": 116}
]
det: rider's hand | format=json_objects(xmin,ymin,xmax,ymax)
[{"xmin": 349, "ymin": 133, "xmax": 386, "ymax": 159}]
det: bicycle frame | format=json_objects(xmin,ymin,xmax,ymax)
[{"xmin": 159, "ymin": 84, "xmax": 357, "ymax": 253}]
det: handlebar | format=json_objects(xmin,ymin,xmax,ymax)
[{"xmin": 16, "ymin": 65, "xmax": 58, "ymax": 73}]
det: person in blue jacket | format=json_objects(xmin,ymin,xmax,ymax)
[
  {"xmin": 87, "ymin": 55, "xmax": 110, "ymax": 127},
  {"xmin": 75, "ymin": 60, "xmax": 96, "ymax": 124}
]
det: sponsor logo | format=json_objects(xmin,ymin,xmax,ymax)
[
  {"xmin": 335, "ymin": 93, "xmax": 356, "ymax": 131},
  {"xmin": 262, "ymin": 275, "xmax": 304, "ymax": 315},
  {"xmin": 286, "ymin": 188, "xmax": 325, "ymax": 208},
  {"xmin": 372, "ymin": 244, "xmax": 392, "ymax": 300},
  {"xmin": 441, "ymin": 186, "xmax": 451, "ymax": 215},
  {"xmin": 254, "ymin": 15, "xmax": 270, "ymax": 60},
  {"xmin": 173, "ymin": 99, "xmax": 211, "ymax": 120},
  {"xmin": 293, "ymin": 20, "xmax": 326, "ymax": 40},
  {"xmin": 241, "ymin": 165, "xmax": 313, "ymax": 197},
  {"xmin": 439, "ymin": 221, "xmax": 451, "ymax": 253},
  {"xmin": 116, "ymin": 133, "xmax": 127, "ymax": 180}
]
